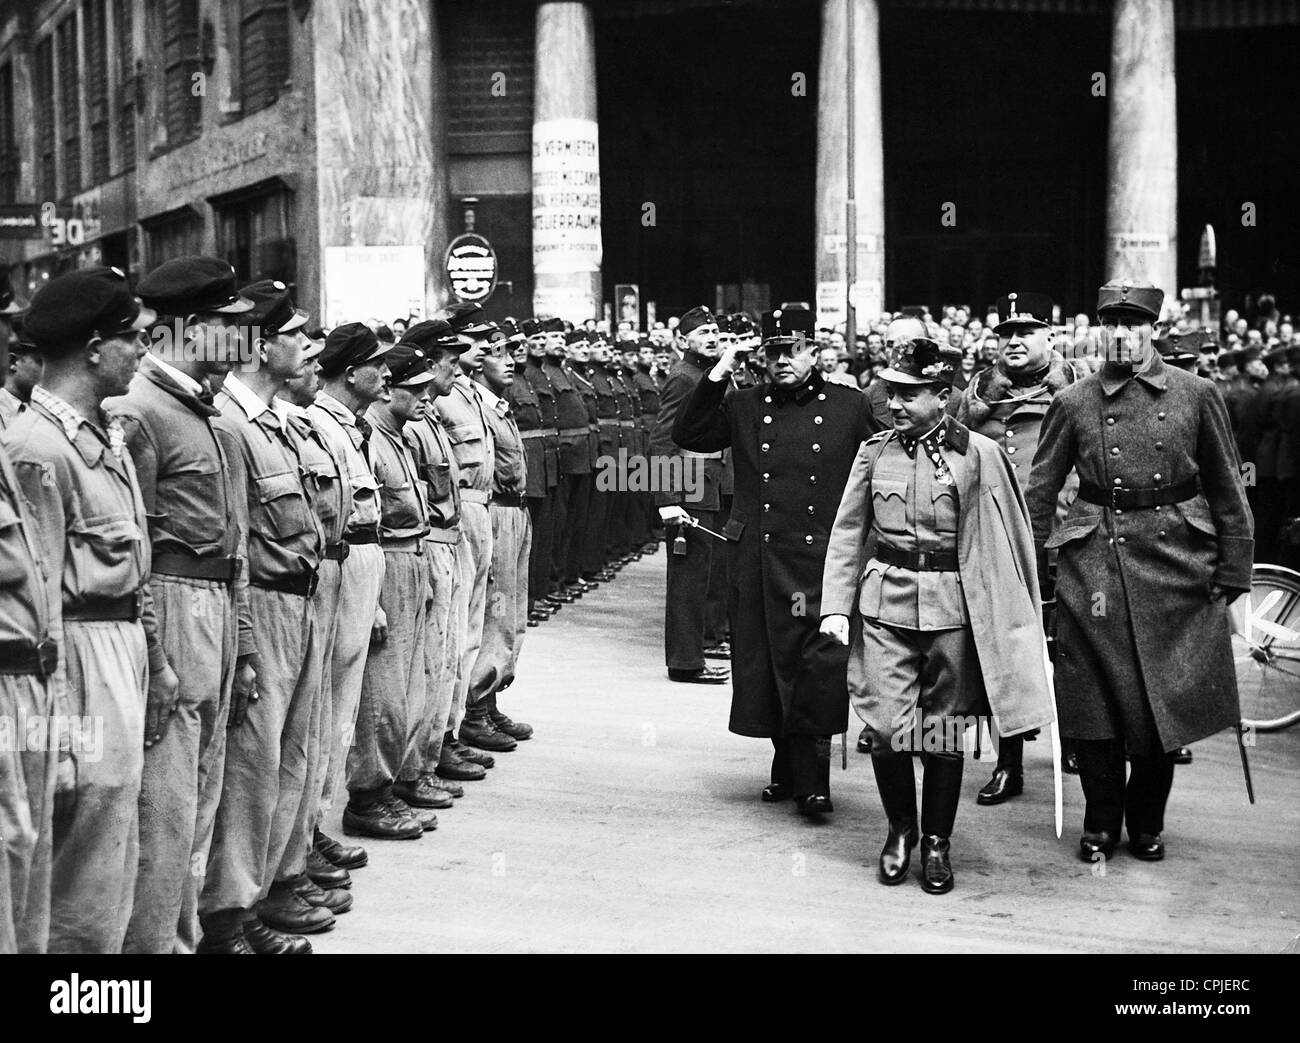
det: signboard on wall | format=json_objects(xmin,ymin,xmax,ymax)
[
  {"xmin": 445, "ymin": 233, "xmax": 498, "ymax": 302},
  {"xmin": 323, "ymin": 245, "xmax": 425, "ymax": 329},
  {"xmin": 533, "ymin": 117, "xmax": 602, "ymax": 321}
]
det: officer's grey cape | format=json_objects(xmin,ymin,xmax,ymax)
[{"xmin": 821, "ymin": 422, "xmax": 1057, "ymax": 739}]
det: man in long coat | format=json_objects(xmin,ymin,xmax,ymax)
[
  {"xmin": 674, "ymin": 312, "xmax": 877, "ymax": 814},
  {"xmin": 1025, "ymin": 281, "xmax": 1253, "ymax": 863},
  {"xmin": 821, "ymin": 338, "xmax": 1055, "ymax": 892}
]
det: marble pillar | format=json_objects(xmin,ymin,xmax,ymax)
[
  {"xmin": 532, "ymin": 2, "xmax": 602, "ymax": 323},
  {"xmin": 815, "ymin": 0, "xmax": 885, "ymax": 330},
  {"xmin": 314, "ymin": 0, "xmax": 449, "ymax": 326},
  {"xmin": 1105, "ymin": 0, "xmax": 1178, "ymax": 308}
]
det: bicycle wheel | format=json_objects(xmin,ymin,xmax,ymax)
[{"xmin": 1231, "ymin": 564, "xmax": 1300, "ymax": 732}]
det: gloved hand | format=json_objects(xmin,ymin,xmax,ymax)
[{"xmin": 819, "ymin": 614, "xmax": 850, "ymax": 646}]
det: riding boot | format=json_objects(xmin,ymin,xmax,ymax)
[
  {"xmin": 871, "ymin": 747, "xmax": 918, "ymax": 884},
  {"xmin": 919, "ymin": 752, "xmax": 963, "ymax": 894}
]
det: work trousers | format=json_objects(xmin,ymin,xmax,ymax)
[
  {"xmin": 124, "ymin": 576, "xmax": 235, "ymax": 954},
  {"xmin": 452, "ymin": 502, "xmax": 493, "ymax": 728},
  {"xmin": 316, "ymin": 544, "xmax": 384, "ymax": 829},
  {"xmin": 49, "ymin": 620, "xmax": 147, "ymax": 954},
  {"xmin": 469, "ymin": 505, "xmax": 533, "ymax": 710},
  {"xmin": 1074, "ymin": 737, "xmax": 1177, "ymax": 838},
  {"xmin": 0, "ymin": 674, "xmax": 56, "ymax": 953},
  {"xmin": 200, "ymin": 586, "xmax": 319, "ymax": 916},
  {"xmin": 402, "ymin": 540, "xmax": 458, "ymax": 780},
  {"xmin": 664, "ymin": 508, "xmax": 715, "ymax": 672},
  {"xmin": 268, "ymin": 559, "xmax": 340, "ymax": 887},
  {"xmin": 347, "ymin": 550, "xmax": 429, "ymax": 802}
]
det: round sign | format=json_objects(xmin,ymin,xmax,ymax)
[{"xmin": 445, "ymin": 233, "xmax": 498, "ymax": 303}]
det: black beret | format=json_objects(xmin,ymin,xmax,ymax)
[
  {"xmin": 498, "ymin": 318, "xmax": 525, "ymax": 342},
  {"xmin": 399, "ymin": 318, "xmax": 465, "ymax": 357},
  {"xmin": 677, "ymin": 306, "xmax": 715, "ymax": 337},
  {"xmin": 240, "ymin": 279, "xmax": 308, "ymax": 337},
  {"xmin": 374, "ymin": 324, "xmax": 395, "ymax": 344},
  {"xmin": 23, "ymin": 266, "xmax": 153, "ymax": 353},
  {"xmin": 138, "ymin": 256, "xmax": 254, "ymax": 315},
  {"xmin": 319, "ymin": 322, "xmax": 390, "ymax": 377},
  {"xmin": 385, "ymin": 344, "xmax": 436, "ymax": 387},
  {"xmin": 565, "ymin": 329, "xmax": 589, "ymax": 345}
]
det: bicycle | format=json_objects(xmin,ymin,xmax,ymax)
[{"xmin": 1231, "ymin": 563, "xmax": 1300, "ymax": 732}]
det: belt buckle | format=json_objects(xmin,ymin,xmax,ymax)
[
  {"xmin": 306, "ymin": 571, "xmax": 319, "ymax": 597},
  {"xmin": 37, "ymin": 637, "xmax": 58, "ymax": 677},
  {"xmin": 915, "ymin": 550, "xmax": 929, "ymax": 570},
  {"xmin": 339, "ymin": 541, "xmax": 351, "ymax": 562},
  {"xmin": 133, "ymin": 589, "xmax": 145, "ymax": 620},
  {"xmin": 1110, "ymin": 486, "xmax": 1124, "ymax": 510}
]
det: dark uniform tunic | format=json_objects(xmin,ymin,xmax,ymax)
[
  {"xmin": 516, "ymin": 358, "xmax": 560, "ymax": 600},
  {"xmin": 545, "ymin": 357, "xmax": 592, "ymax": 588},
  {"xmin": 674, "ymin": 367, "xmax": 877, "ymax": 735}
]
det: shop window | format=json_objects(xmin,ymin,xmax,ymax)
[
  {"xmin": 141, "ymin": 206, "xmax": 203, "ymax": 272},
  {"xmin": 86, "ymin": 0, "xmax": 111, "ymax": 185},
  {"xmin": 212, "ymin": 180, "xmax": 295, "ymax": 288},
  {"xmin": 57, "ymin": 15, "xmax": 81, "ymax": 196},
  {"xmin": 115, "ymin": 0, "xmax": 136, "ymax": 170},
  {"xmin": 34, "ymin": 37, "xmax": 57, "ymax": 202}
]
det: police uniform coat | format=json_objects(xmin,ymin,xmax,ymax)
[
  {"xmin": 674, "ymin": 368, "xmax": 876, "ymax": 737},
  {"xmin": 1024, "ymin": 355, "xmax": 1253, "ymax": 753},
  {"xmin": 652, "ymin": 351, "xmax": 724, "ymax": 511},
  {"xmin": 822, "ymin": 421, "xmax": 1056, "ymax": 738}
]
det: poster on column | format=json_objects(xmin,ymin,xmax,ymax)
[{"xmin": 533, "ymin": 117, "xmax": 602, "ymax": 320}]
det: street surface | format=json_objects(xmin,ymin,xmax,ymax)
[{"xmin": 314, "ymin": 550, "xmax": 1300, "ymax": 954}]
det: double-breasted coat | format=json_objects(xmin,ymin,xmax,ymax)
[
  {"xmin": 674, "ymin": 367, "xmax": 877, "ymax": 737},
  {"xmin": 1024, "ymin": 355, "xmax": 1254, "ymax": 753}
]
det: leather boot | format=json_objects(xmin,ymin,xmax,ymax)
[
  {"xmin": 977, "ymin": 734, "xmax": 1024, "ymax": 805},
  {"xmin": 460, "ymin": 708, "xmax": 519, "ymax": 752},
  {"xmin": 790, "ymin": 735, "xmax": 833, "ymax": 815},
  {"xmin": 305, "ymin": 848, "xmax": 352, "ymax": 889},
  {"xmin": 871, "ymin": 748, "xmax": 919, "ymax": 884},
  {"xmin": 487, "ymin": 691, "xmax": 533, "ymax": 741},
  {"xmin": 436, "ymin": 735, "xmax": 488, "ymax": 781},
  {"xmin": 762, "ymin": 738, "xmax": 792, "ymax": 802},
  {"xmin": 289, "ymin": 874, "xmax": 354, "ymax": 915},
  {"xmin": 392, "ymin": 774, "xmax": 455, "ymax": 809},
  {"xmin": 919, "ymin": 753, "xmax": 964, "ymax": 894},
  {"xmin": 243, "ymin": 919, "xmax": 312, "ymax": 955},
  {"xmin": 314, "ymin": 827, "xmax": 367, "ymax": 869},
  {"xmin": 446, "ymin": 734, "xmax": 495, "ymax": 768},
  {"xmin": 197, "ymin": 910, "xmax": 256, "ymax": 954},
  {"xmin": 258, "ymin": 883, "xmax": 336, "ymax": 934}
]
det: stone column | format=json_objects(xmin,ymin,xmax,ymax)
[
  {"xmin": 1105, "ymin": 0, "xmax": 1177, "ymax": 309},
  {"xmin": 532, "ymin": 2, "xmax": 602, "ymax": 322},
  {"xmin": 314, "ymin": 0, "xmax": 450, "ymax": 326},
  {"xmin": 815, "ymin": 0, "xmax": 885, "ymax": 331}
]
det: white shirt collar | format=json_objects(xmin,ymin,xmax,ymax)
[
  {"xmin": 474, "ymin": 382, "xmax": 502, "ymax": 411},
  {"xmin": 222, "ymin": 373, "xmax": 269, "ymax": 420}
]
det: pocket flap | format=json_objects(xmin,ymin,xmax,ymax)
[
  {"xmin": 72, "ymin": 514, "xmax": 142, "ymax": 544},
  {"xmin": 872, "ymin": 477, "xmax": 907, "ymax": 501},
  {"xmin": 254, "ymin": 471, "xmax": 303, "ymax": 504},
  {"xmin": 445, "ymin": 422, "xmax": 484, "ymax": 445},
  {"xmin": 1044, "ymin": 510, "xmax": 1103, "ymax": 549},
  {"xmin": 1182, "ymin": 501, "xmax": 1218, "ymax": 538},
  {"xmin": 722, "ymin": 516, "xmax": 746, "ymax": 541}
]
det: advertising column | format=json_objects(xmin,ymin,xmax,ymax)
[{"xmin": 532, "ymin": 2, "xmax": 602, "ymax": 323}]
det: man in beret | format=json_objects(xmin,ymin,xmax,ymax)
[
  {"xmin": 108, "ymin": 257, "xmax": 259, "ymax": 954},
  {"xmin": 582, "ymin": 329, "xmax": 622, "ymax": 583},
  {"xmin": 948, "ymin": 291, "xmax": 1088, "ymax": 806},
  {"xmin": 391, "ymin": 323, "xmax": 478, "ymax": 804},
  {"xmin": 650, "ymin": 307, "xmax": 730, "ymax": 684},
  {"xmin": 3, "ymin": 267, "xmax": 169, "ymax": 950},
  {"xmin": 346, "ymin": 337, "xmax": 439, "ymax": 841},
  {"xmin": 633, "ymin": 338, "xmax": 665, "ymax": 550},
  {"xmin": 1026, "ymin": 281, "xmax": 1252, "ymax": 863},
  {"xmin": 674, "ymin": 311, "xmax": 877, "ymax": 817},
  {"xmin": 0, "ymin": 319, "xmax": 42, "ymax": 431},
  {"xmin": 306, "ymin": 324, "xmax": 392, "ymax": 875},
  {"xmin": 821, "ymin": 338, "xmax": 1053, "ymax": 893},
  {"xmin": 511, "ymin": 320, "xmax": 561, "ymax": 625},
  {"xmin": 545, "ymin": 322, "xmax": 596, "ymax": 608},
  {"xmin": 199, "ymin": 282, "xmax": 330, "ymax": 952}
]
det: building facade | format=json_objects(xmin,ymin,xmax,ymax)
[{"xmin": 1, "ymin": 0, "xmax": 1295, "ymax": 329}]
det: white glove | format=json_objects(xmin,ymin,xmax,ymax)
[{"xmin": 658, "ymin": 505, "xmax": 691, "ymax": 526}]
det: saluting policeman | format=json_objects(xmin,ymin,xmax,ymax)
[
  {"xmin": 1025, "ymin": 282, "xmax": 1253, "ymax": 863},
  {"xmin": 5, "ymin": 267, "xmax": 166, "ymax": 951},
  {"xmin": 109, "ymin": 256, "xmax": 257, "ymax": 954}
]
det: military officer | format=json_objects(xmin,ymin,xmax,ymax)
[
  {"xmin": 652, "ymin": 306, "xmax": 729, "ymax": 684},
  {"xmin": 560, "ymin": 329, "xmax": 602, "ymax": 590},
  {"xmin": 674, "ymin": 308, "xmax": 877, "ymax": 815},
  {"xmin": 1026, "ymin": 281, "xmax": 1253, "ymax": 863},
  {"xmin": 582, "ymin": 330, "xmax": 620, "ymax": 580},
  {"xmin": 0, "ymin": 329, "xmax": 41, "ymax": 431},
  {"xmin": 633, "ymin": 337, "xmax": 664, "ymax": 551},
  {"xmin": 0, "ymin": 396, "xmax": 58, "ymax": 953},
  {"xmin": 108, "ymin": 257, "xmax": 258, "ymax": 954},
  {"xmin": 201, "ymin": 288, "xmax": 328, "ymax": 952},
  {"xmin": 346, "ymin": 325, "xmax": 438, "ymax": 840},
  {"xmin": 467, "ymin": 331, "xmax": 535, "ymax": 742},
  {"xmin": 950, "ymin": 290, "xmax": 1087, "ymax": 805},
  {"xmin": 5, "ymin": 267, "xmax": 167, "ymax": 951},
  {"xmin": 821, "ymin": 338, "xmax": 1054, "ymax": 893},
  {"xmin": 306, "ymin": 327, "xmax": 391, "ymax": 874}
]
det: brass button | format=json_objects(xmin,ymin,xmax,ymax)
[
  {"xmin": 765, "ymin": 396, "xmax": 772, "ymax": 404},
  {"xmin": 1155, "ymin": 441, "xmax": 1164, "ymax": 450},
  {"xmin": 763, "ymin": 503, "xmax": 771, "ymax": 512},
  {"xmin": 762, "ymin": 473, "xmax": 770, "ymax": 482},
  {"xmin": 1158, "ymin": 530, "xmax": 1166, "ymax": 538},
  {"xmin": 1117, "ymin": 536, "xmax": 1127, "ymax": 545},
  {"xmin": 1158, "ymin": 411, "xmax": 1166, "ymax": 420},
  {"xmin": 804, "ymin": 535, "xmax": 814, "ymax": 544},
  {"xmin": 809, "ymin": 475, "xmax": 817, "ymax": 484},
  {"xmin": 763, "ymin": 416, "xmax": 772, "ymax": 424},
  {"xmin": 1115, "ymin": 509, "xmax": 1123, "ymax": 516},
  {"xmin": 1154, "ymin": 506, "xmax": 1161, "ymax": 512},
  {"xmin": 1007, "ymin": 446, "xmax": 1016, "ymax": 455},
  {"xmin": 817, "ymin": 393, "xmax": 826, "ymax": 401},
  {"xmin": 1106, "ymin": 417, "xmax": 1115, "ymax": 425},
  {"xmin": 814, "ymin": 416, "xmax": 823, "ymax": 425},
  {"xmin": 1153, "ymin": 473, "xmax": 1162, "ymax": 481},
  {"xmin": 806, "ymin": 505, "xmax": 815, "ymax": 515},
  {"xmin": 1113, "ymin": 477, "xmax": 1122, "ymax": 486},
  {"xmin": 812, "ymin": 443, "xmax": 821, "ymax": 452},
  {"xmin": 1108, "ymin": 537, "xmax": 1114, "ymax": 545},
  {"xmin": 1110, "ymin": 447, "xmax": 1120, "ymax": 456},
  {"xmin": 763, "ymin": 533, "xmax": 770, "ymax": 543},
  {"xmin": 761, "ymin": 442, "xmax": 770, "ymax": 452}
]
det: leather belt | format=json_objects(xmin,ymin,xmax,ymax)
[
  {"xmin": 152, "ymin": 553, "xmax": 238, "ymax": 583},
  {"xmin": 598, "ymin": 418, "xmax": 620, "ymax": 427},
  {"xmin": 1077, "ymin": 476, "xmax": 1197, "ymax": 510},
  {"xmin": 491, "ymin": 493, "xmax": 525, "ymax": 507},
  {"xmin": 324, "ymin": 542, "xmax": 350, "ymax": 562},
  {"xmin": 459, "ymin": 488, "xmax": 490, "ymax": 505},
  {"xmin": 519, "ymin": 429, "xmax": 551, "ymax": 441},
  {"xmin": 253, "ymin": 571, "xmax": 319, "ymax": 597},
  {"xmin": 875, "ymin": 543, "xmax": 959, "ymax": 572},
  {"xmin": 345, "ymin": 528, "xmax": 380, "ymax": 546},
  {"xmin": 681, "ymin": 450, "xmax": 724, "ymax": 460},
  {"xmin": 0, "ymin": 637, "xmax": 58, "ymax": 677},
  {"xmin": 618, "ymin": 420, "xmax": 637, "ymax": 428},
  {"xmin": 64, "ymin": 592, "xmax": 143, "ymax": 622},
  {"xmin": 558, "ymin": 427, "xmax": 589, "ymax": 437},
  {"xmin": 381, "ymin": 536, "xmax": 425, "ymax": 554}
]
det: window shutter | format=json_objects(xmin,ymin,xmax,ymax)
[
  {"xmin": 240, "ymin": 0, "xmax": 290, "ymax": 116},
  {"xmin": 115, "ymin": 0, "xmax": 135, "ymax": 169},
  {"xmin": 35, "ymin": 37, "xmax": 57, "ymax": 202},
  {"xmin": 86, "ymin": 0, "xmax": 110, "ymax": 184},
  {"xmin": 57, "ymin": 16, "xmax": 81, "ymax": 196}
]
